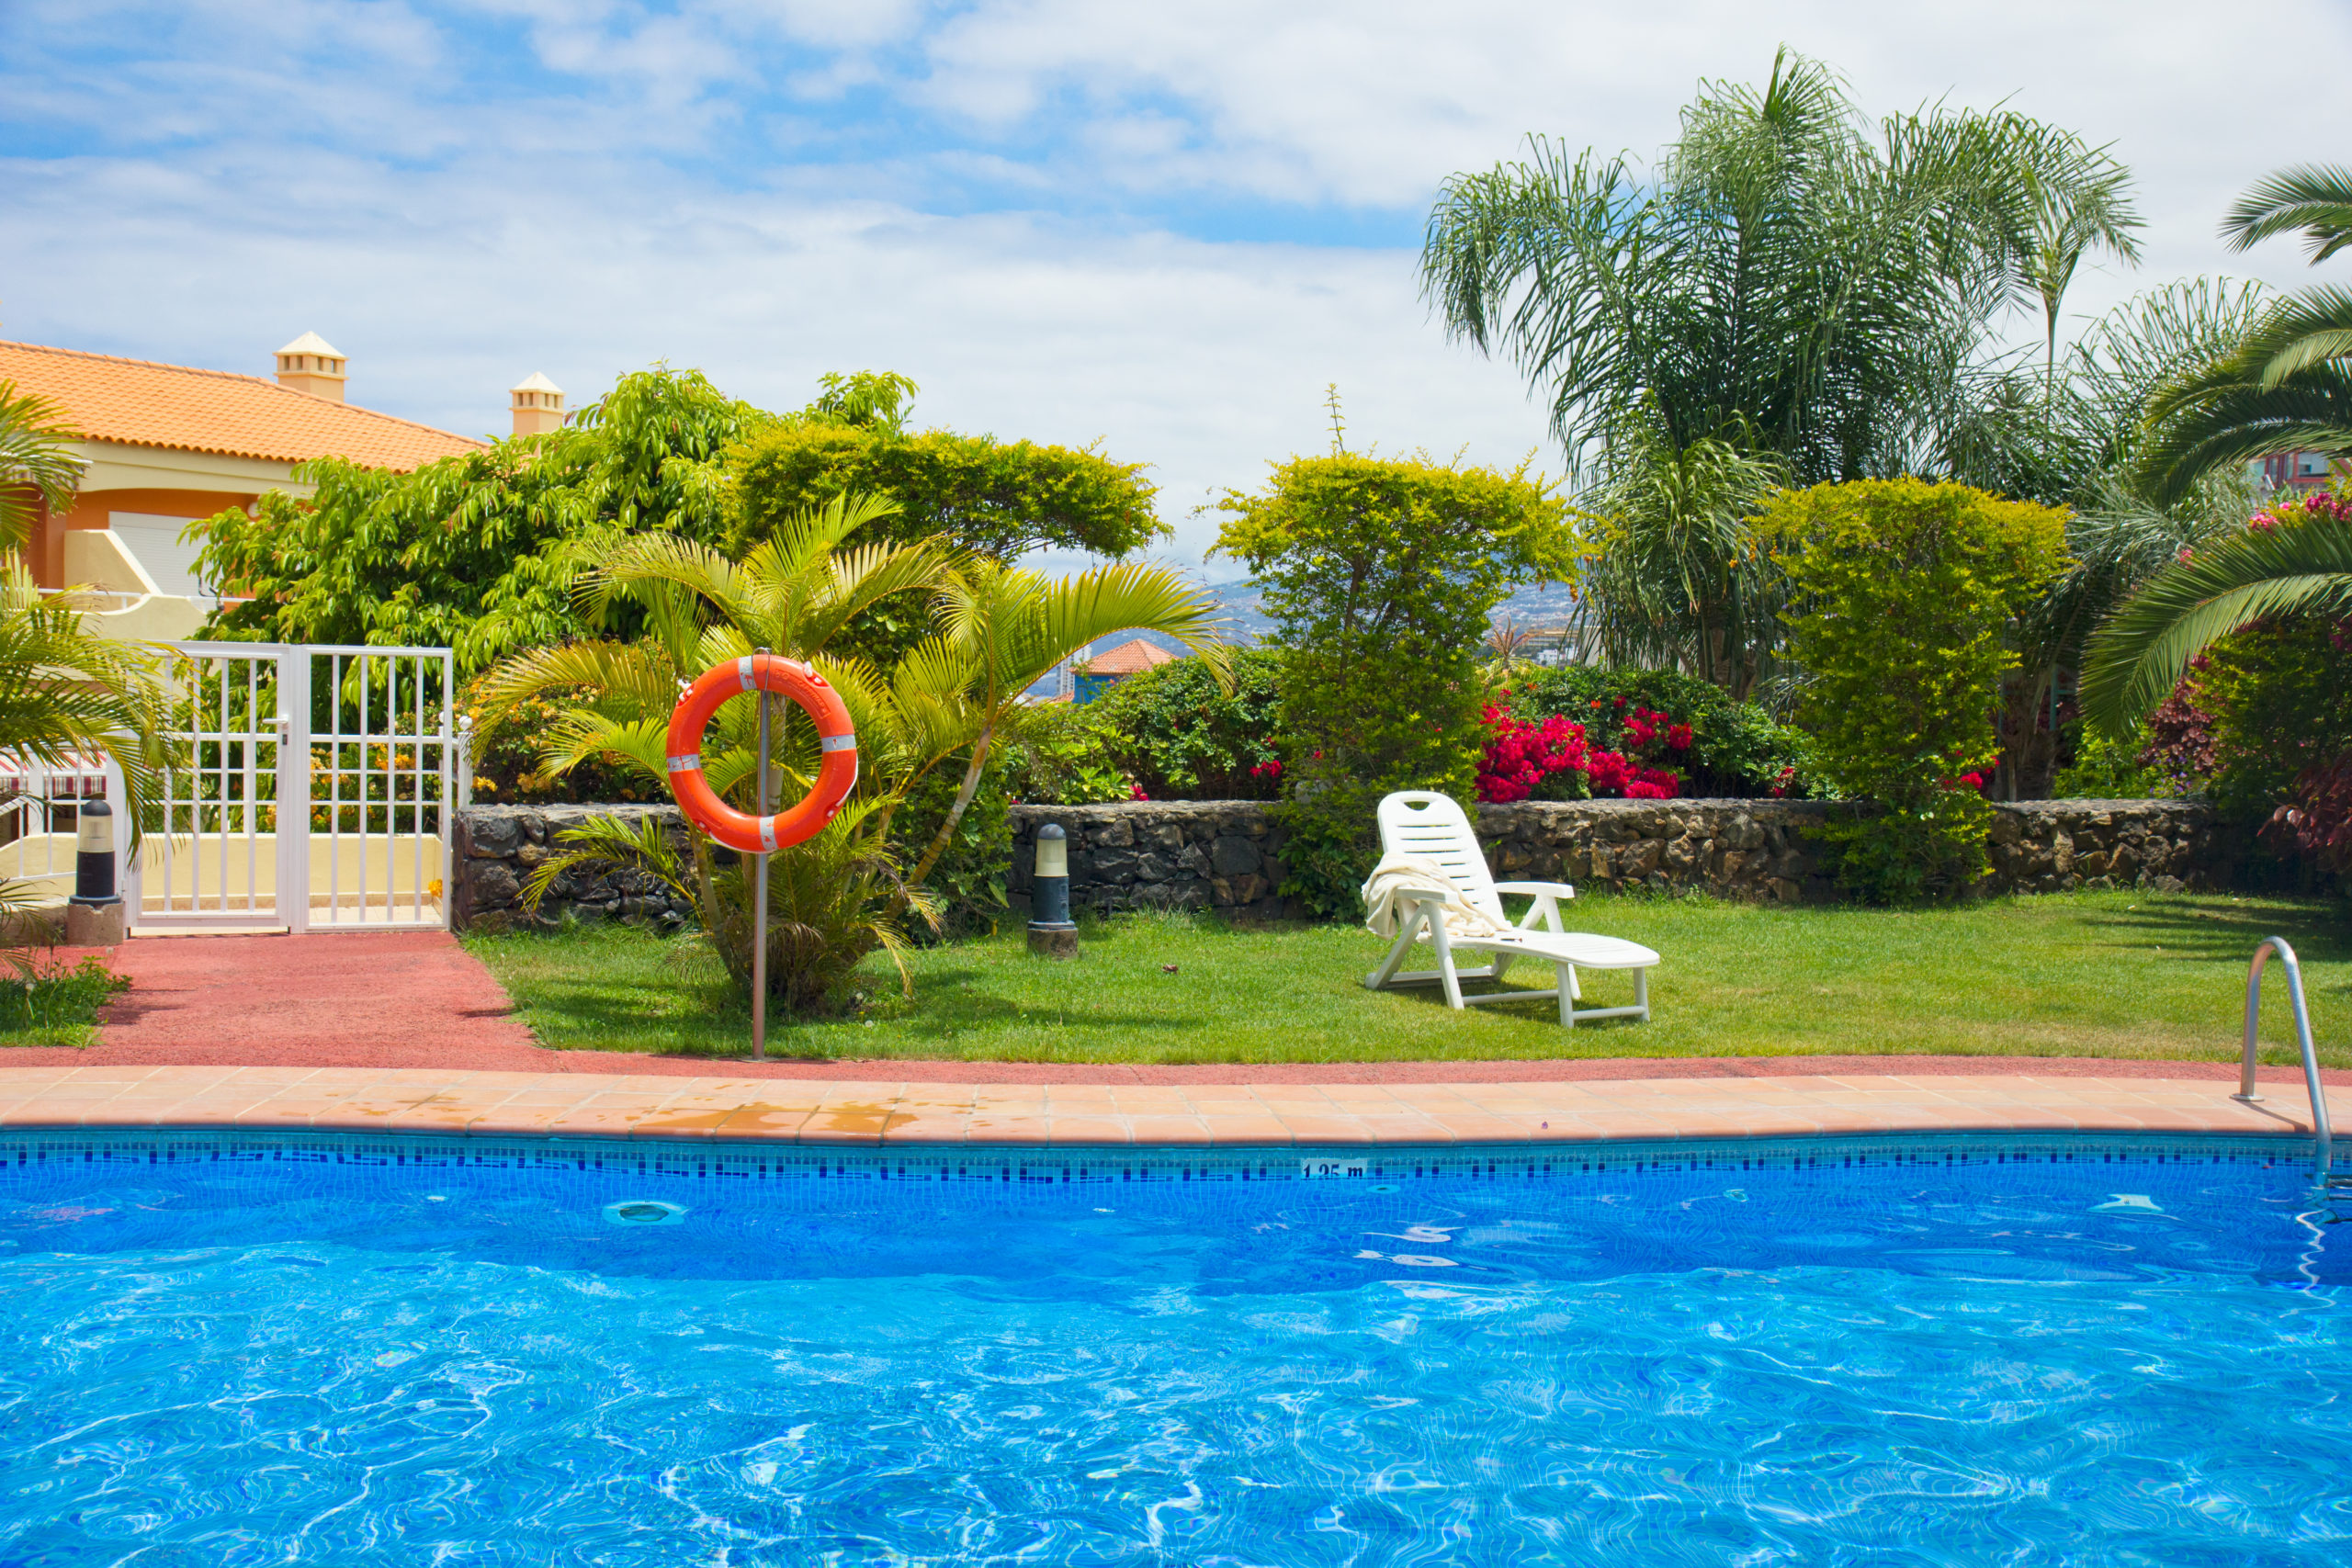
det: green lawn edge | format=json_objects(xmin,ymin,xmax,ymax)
[{"xmin": 462, "ymin": 889, "xmax": 2352, "ymax": 1069}]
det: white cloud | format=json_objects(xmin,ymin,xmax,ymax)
[{"xmin": 5, "ymin": 0, "xmax": 2351, "ymax": 585}]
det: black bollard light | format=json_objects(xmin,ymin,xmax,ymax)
[
  {"xmin": 1026, "ymin": 822, "xmax": 1079, "ymax": 958},
  {"xmin": 65, "ymin": 797, "xmax": 126, "ymax": 946}
]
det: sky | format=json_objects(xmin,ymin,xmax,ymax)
[{"xmin": 6, "ymin": 0, "xmax": 2352, "ymax": 581}]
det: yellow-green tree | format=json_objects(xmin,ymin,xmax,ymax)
[
  {"xmin": 1759, "ymin": 479, "xmax": 2069, "ymax": 900},
  {"xmin": 1212, "ymin": 450, "xmax": 1574, "ymax": 917}
]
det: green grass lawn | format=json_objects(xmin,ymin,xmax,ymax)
[{"xmin": 462, "ymin": 889, "xmax": 2352, "ymax": 1068}]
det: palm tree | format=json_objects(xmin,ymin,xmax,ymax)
[
  {"xmin": 2, "ymin": 385, "xmax": 175, "ymax": 953},
  {"xmin": 2077, "ymin": 503, "xmax": 2352, "ymax": 737},
  {"xmin": 894, "ymin": 558, "xmax": 1227, "ymax": 887},
  {"xmin": 478, "ymin": 493, "xmax": 1229, "ymax": 1012},
  {"xmin": 1574, "ymin": 418, "xmax": 1790, "ymax": 699},
  {"xmin": 1, "ymin": 380, "xmax": 85, "ymax": 555},
  {"xmin": 1419, "ymin": 50, "xmax": 2139, "ymax": 486},
  {"xmin": 2138, "ymin": 164, "xmax": 2352, "ymax": 503},
  {"xmin": 0, "ymin": 558, "xmax": 175, "ymax": 953}
]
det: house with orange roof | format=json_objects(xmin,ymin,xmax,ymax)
[
  {"xmin": 3, "ymin": 333, "xmax": 564, "ymax": 639},
  {"xmin": 1073, "ymin": 637, "xmax": 1177, "ymax": 704}
]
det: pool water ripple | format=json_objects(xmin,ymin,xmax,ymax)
[{"xmin": 0, "ymin": 1133, "xmax": 2346, "ymax": 1564}]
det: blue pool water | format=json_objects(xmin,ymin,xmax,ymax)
[{"xmin": 1, "ymin": 1132, "xmax": 2346, "ymax": 1565}]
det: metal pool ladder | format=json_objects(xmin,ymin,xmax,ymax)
[{"xmin": 2234, "ymin": 937, "xmax": 2339, "ymax": 1192}]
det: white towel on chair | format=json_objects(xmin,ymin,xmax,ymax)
[{"xmin": 1360, "ymin": 855, "xmax": 1506, "ymax": 941}]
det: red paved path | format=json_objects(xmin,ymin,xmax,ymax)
[{"xmin": 10, "ymin": 931, "xmax": 2342, "ymax": 1088}]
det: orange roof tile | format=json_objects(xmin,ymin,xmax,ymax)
[
  {"xmin": 1084, "ymin": 637, "xmax": 1178, "ymax": 676},
  {"xmin": 0, "ymin": 338, "xmax": 487, "ymax": 471}
]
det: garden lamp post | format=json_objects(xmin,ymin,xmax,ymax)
[
  {"xmin": 1027, "ymin": 823, "xmax": 1078, "ymax": 958},
  {"xmin": 65, "ymin": 797, "xmax": 125, "ymax": 947}
]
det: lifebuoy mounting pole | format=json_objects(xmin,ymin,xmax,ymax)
[
  {"xmin": 664, "ymin": 648, "xmax": 859, "ymax": 1058},
  {"xmin": 753, "ymin": 656, "xmax": 771, "ymax": 1058}
]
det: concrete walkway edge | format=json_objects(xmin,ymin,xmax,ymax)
[{"xmin": 1, "ymin": 1066, "xmax": 2339, "ymax": 1146}]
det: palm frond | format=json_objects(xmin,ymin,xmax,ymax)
[
  {"xmin": 520, "ymin": 814, "xmax": 696, "ymax": 916},
  {"xmin": 2222, "ymin": 163, "xmax": 2352, "ymax": 265},
  {"xmin": 2079, "ymin": 514, "xmax": 2352, "ymax": 733},
  {"xmin": 0, "ymin": 382, "xmax": 87, "ymax": 551}
]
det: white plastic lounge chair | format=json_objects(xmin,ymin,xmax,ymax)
[{"xmin": 1363, "ymin": 791, "xmax": 1659, "ymax": 1027}]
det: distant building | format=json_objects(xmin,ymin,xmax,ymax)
[
  {"xmin": 2254, "ymin": 449, "xmax": 2342, "ymax": 496},
  {"xmin": 3, "ymin": 333, "xmax": 562, "ymax": 639},
  {"xmin": 1073, "ymin": 637, "xmax": 1176, "ymax": 704}
]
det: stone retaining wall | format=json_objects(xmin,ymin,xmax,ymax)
[
  {"xmin": 451, "ymin": 804, "xmax": 695, "ymax": 932},
  {"xmin": 453, "ymin": 795, "xmax": 2232, "ymax": 931},
  {"xmin": 1008, "ymin": 796, "xmax": 2227, "ymax": 914}
]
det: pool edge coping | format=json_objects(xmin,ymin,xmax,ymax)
[{"xmin": 1, "ymin": 1066, "xmax": 2338, "ymax": 1148}]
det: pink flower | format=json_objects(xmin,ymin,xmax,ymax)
[{"xmin": 2177, "ymin": 547, "xmax": 2195, "ymax": 565}]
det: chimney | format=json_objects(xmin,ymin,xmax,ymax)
[
  {"xmin": 274, "ymin": 332, "xmax": 347, "ymax": 401},
  {"xmin": 510, "ymin": 373, "xmax": 566, "ymax": 436}
]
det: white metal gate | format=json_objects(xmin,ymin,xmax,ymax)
[{"xmin": 129, "ymin": 642, "xmax": 460, "ymax": 932}]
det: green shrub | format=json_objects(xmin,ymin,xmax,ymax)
[
  {"xmin": 1002, "ymin": 703, "xmax": 1136, "ymax": 807},
  {"xmin": 1759, "ymin": 479, "xmax": 2069, "ymax": 902},
  {"xmin": 2051, "ymin": 719, "xmax": 2160, "ymax": 799},
  {"xmin": 1213, "ymin": 451, "xmax": 1574, "ymax": 917},
  {"xmin": 1498, "ymin": 666, "xmax": 1817, "ymax": 797},
  {"xmin": 0, "ymin": 953, "xmax": 130, "ymax": 1045},
  {"xmin": 1091, "ymin": 648, "xmax": 1283, "ymax": 799},
  {"xmin": 2196, "ymin": 615, "xmax": 2352, "ymax": 829},
  {"xmin": 885, "ymin": 747, "xmax": 1012, "ymax": 940}
]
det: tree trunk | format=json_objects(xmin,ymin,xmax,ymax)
[{"xmin": 906, "ymin": 725, "xmax": 993, "ymax": 889}]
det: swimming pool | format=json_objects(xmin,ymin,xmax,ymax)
[{"xmin": 2, "ymin": 1130, "xmax": 2345, "ymax": 1564}]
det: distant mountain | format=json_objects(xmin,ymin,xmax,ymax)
[{"xmin": 1021, "ymin": 577, "xmax": 1584, "ymax": 697}]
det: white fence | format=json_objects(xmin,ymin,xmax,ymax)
[{"xmin": 3, "ymin": 642, "xmax": 467, "ymax": 934}]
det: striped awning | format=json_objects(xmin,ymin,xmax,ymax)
[{"xmin": 0, "ymin": 750, "xmax": 108, "ymax": 796}]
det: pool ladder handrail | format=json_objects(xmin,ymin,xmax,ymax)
[{"xmin": 2234, "ymin": 936, "xmax": 2335, "ymax": 1186}]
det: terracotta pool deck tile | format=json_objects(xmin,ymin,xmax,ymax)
[
  {"xmin": 1108, "ymin": 1114, "xmax": 1208, "ymax": 1145},
  {"xmin": 1044, "ymin": 1117, "xmax": 1134, "ymax": 1146},
  {"xmin": 966, "ymin": 1089, "xmax": 1053, "ymax": 1113},
  {"xmin": 7, "ymin": 1066, "xmax": 2340, "ymax": 1148},
  {"xmin": 1426, "ymin": 1112, "xmax": 1550, "ymax": 1144},
  {"xmin": 1, "ymin": 1096, "xmax": 145, "ymax": 1126},
  {"xmin": 537, "ymin": 1100, "xmax": 666, "ymax": 1138},
  {"xmin": 1103, "ymin": 1089, "xmax": 1205, "ymax": 1114},
  {"xmin": 1272, "ymin": 1114, "xmax": 1379, "ymax": 1145},
  {"xmin": 455, "ymin": 1104, "xmax": 561, "ymax": 1136},
  {"xmin": 873, "ymin": 1114, "xmax": 971, "ymax": 1145},
  {"xmin": 793, "ymin": 1113, "xmax": 902, "ymax": 1146},
  {"xmin": 952, "ymin": 1116, "xmax": 1050, "ymax": 1146},
  {"xmin": 1201, "ymin": 1115, "xmax": 1295, "ymax": 1146}
]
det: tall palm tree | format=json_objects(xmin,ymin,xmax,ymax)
[
  {"xmin": 1419, "ymin": 50, "xmax": 2139, "ymax": 486},
  {"xmin": 2077, "ymin": 503, "xmax": 2352, "ymax": 736},
  {"xmin": 2138, "ymin": 164, "xmax": 2352, "ymax": 503}
]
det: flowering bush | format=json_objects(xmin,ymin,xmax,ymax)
[
  {"xmin": 2266, "ymin": 752, "xmax": 2352, "ymax": 875},
  {"xmin": 1496, "ymin": 667, "xmax": 1816, "ymax": 797},
  {"xmin": 1476, "ymin": 696, "xmax": 1687, "ymax": 803}
]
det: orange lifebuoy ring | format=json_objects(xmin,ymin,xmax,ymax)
[{"xmin": 665, "ymin": 654, "xmax": 857, "ymax": 854}]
